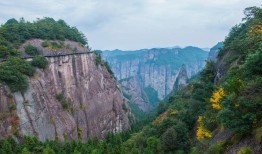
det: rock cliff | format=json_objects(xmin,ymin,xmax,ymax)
[
  {"xmin": 173, "ymin": 64, "xmax": 188, "ymax": 92},
  {"xmin": 103, "ymin": 47, "xmax": 208, "ymax": 111},
  {"xmin": 207, "ymin": 42, "xmax": 223, "ymax": 62},
  {"xmin": 0, "ymin": 40, "xmax": 130, "ymax": 141},
  {"xmin": 120, "ymin": 77, "xmax": 151, "ymax": 112}
]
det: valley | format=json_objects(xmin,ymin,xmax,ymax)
[{"xmin": 0, "ymin": 4, "xmax": 261, "ymax": 154}]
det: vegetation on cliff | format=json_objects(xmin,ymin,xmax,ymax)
[
  {"xmin": 0, "ymin": 17, "xmax": 87, "ymax": 57},
  {"xmin": 0, "ymin": 17, "xmax": 87, "ymax": 92}
]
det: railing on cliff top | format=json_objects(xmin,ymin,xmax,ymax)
[{"xmin": 0, "ymin": 51, "xmax": 94, "ymax": 62}]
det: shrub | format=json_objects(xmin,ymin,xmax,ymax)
[
  {"xmin": 5, "ymin": 57, "xmax": 35, "ymax": 76},
  {"xmin": 21, "ymin": 147, "xmax": 30, "ymax": 154},
  {"xmin": 55, "ymin": 93, "xmax": 69, "ymax": 109},
  {"xmin": 210, "ymin": 87, "xmax": 225, "ymax": 110},
  {"xmin": 93, "ymin": 51, "xmax": 115, "ymax": 78},
  {"xmin": 207, "ymin": 142, "xmax": 226, "ymax": 154},
  {"xmin": 31, "ymin": 56, "xmax": 48, "ymax": 69},
  {"xmin": 41, "ymin": 41, "xmax": 63, "ymax": 50},
  {"xmin": 0, "ymin": 58, "xmax": 35, "ymax": 92},
  {"xmin": 242, "ymin": 45, "xmax": 262, "ymax": 78},
  {"xmin": 0, "ymin": 45, "xmax": 20, "ymax": 58},
  {"xmin": 218, "ymin": 95, "xmax": 258, "ymax": 134},
  {"xmin": 104, "ymin": 61, "xmax": 115, "ymax": 78},
  {"xmin": 254, "ymin": 127, "xmax": 262, "ymax": 143},
  {"xmin": 196, "ymin": 116, "xmax": 212, "ymax": 140},
  {"xmin": 55, "ymin": 93, "xmax": 63, "ymax": 102},
  {"xmin": 161, "ymin": 128, "xmax": 178, "ymax": 152},
  {"xmin": 50, "ymin": 42, "xmax": 63, "ymax": 50},
  {"xmin": 237, "ymin": 146, "xmax": 253, "ymax": 154},
  {"xmin": 157, "ymin": 102, "xmax": 169, "ymax": 115},
  {"xmin": 41, "ymin": 41, "xmax": 49, "ymax": 47},
  {"xmin": 94, "ymin": 51, "xmax": 102, "ymax": 66},
  {"xmin": 189, "ymin": 147, "xmax": 200, "ymax": 154},
  {"xmin": 122, "ymin": 103, "xmax": 128, "ymax": 112},
  {"xmin": 24, "ymin": 44, "xmax": 39, "ymax": 56}
]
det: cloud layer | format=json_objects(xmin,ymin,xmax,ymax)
[{"xmin": 0, "ymin": 0, "xmax": 261, "ymax": 50}]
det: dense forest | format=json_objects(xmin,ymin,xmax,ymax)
[{"xmin": 0, "ymin": 6, "xmax": 261, "ymax": 154}]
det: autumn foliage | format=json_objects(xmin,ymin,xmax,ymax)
[
  {"xmin": 210, "ymin": 87, "xmax": 225, "ymax": 110},
  {"xmin": 196, "ymin": 116, "xmax": 212, "ymax": 140}
]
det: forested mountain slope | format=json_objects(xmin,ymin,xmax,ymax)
[{"xmin": 116, "ymin": 6, "xmax": 262, "ymax": 154}]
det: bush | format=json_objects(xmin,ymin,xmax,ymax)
[
  {"xmin": 242, "ymin": 45, "xmax": 262, "ymax": 78},
  {"xmin": 218, "ymin": 92, "xmax": 259, "ymax": 134},
  {"xmin": 161, "ymin": 128, "xmax": 178, "ymax": 152},
  {"xmin": 0, "ymin": 58, "xmax": 35, "ymax": 92},
  {"xmin": 254, "ymin": 127, "xmax": 262, "ymax": 143},
  {"xmin": 104, "ymin": 61, "xmax": 115, "ymax": 78},
  {"xmin": 93, "ymin": 51, "xmax": 115, "ymax": 78},
  {"xmin": 24, "ymin": 44, "xmax": 39, "ymax": 56},
  {"xmin": 31, "ymin": 56, "xmax": 48, "ymax": 69},
  {"xmin": 50, "ymin": 42, "xmax": 63, "ymax": 50},
  {"xmin": 55, "ymin": 93, "xmax": 64, "ymax": 102},
  {"xmin": 55, "ymin": 93, "xmax": 69, "ymax": 109},
  {"xmin": 41, "ymin": 41, "xmax": 49, "ymax": 47},
  {"xmin": 41, "ymin": 41, "xmax": 63, "ymax": 50},
  {"xmin": 237, "ymin": 146, "xmax": 253, "ymax": 154},
  {"xmin": 157, "ymin": 102, "xmax": 169, "ymax": 115},
  {"xmin": 0, "ymin": 45, "xmax": 19, "ymax": 58},
  {"xmin": 0, "ymin": 70, "xmax": 28, "ymax": 92},
  {"xmin": 207, "ymin": 142, "xmax": 226, "ymax": 154},
  {"xmin": 94, "ymin": 51, "xmax": 103, "ymax": 66},
  {"xmin": 5, "ymin": 57, "xmax": 35, "ymax": 76}
]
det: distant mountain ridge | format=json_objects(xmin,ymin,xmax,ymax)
[{"xmin": 102, "ymin": 46, "xmax": 208, "ymax": 111}]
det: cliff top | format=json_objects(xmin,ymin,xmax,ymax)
[
  {"xmin": 19, "ymin": 39, "xmax": 91, "ymax": 58},
  {"xmin": 0, "ymin": 17, "xmax": 88, "ymax": 59}
]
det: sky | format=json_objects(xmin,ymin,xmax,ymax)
[{"xmin": 0, "ymin": 0, "xmax": 261, "ymax": 50}]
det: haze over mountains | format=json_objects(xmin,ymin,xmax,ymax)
[{"xmin": 102, "ymin": 46, "xmax": 209, "ymax": 111}]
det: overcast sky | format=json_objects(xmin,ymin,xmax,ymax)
[{"xmin": 0, "ymin": 0, "xmax": 261, "ymax": 50}]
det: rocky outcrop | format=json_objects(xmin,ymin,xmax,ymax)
[
  {"xmin": 207, "ymin": 42, "xmax": 223, "ymax": 62},
  {"xmin": 0, "ymin": 41, "xmax": 130, "ymax": 141},
  {"xmin": 173, "ymin": 64, "xmax": 188, "ymax": 91},
  {"xmin": 226, "ymin": 136, "xmax": 262, "ymax": 154},
  {"xmin": 120, "ymin": 77, "xmax": 151, "ymax": 112},
  {"xmin": 103, "ymin": 47, "xmax": 208, "ymax": 110}
]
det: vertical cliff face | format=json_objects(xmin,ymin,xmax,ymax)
[
  {"xmin": 0, "ymin": 53, "xmax": 130, "ymax": 141},
  {"xmin": 207, "ymin": 42, "xmax": 223, "ymax": 62},
  {"xmin": 120, "ymin": 77, "xmax": 151, "ymax": 112},
  {"xmin": 103, "ymin": 47, "xmax": 208, "ymax": 110},
  {"xmin": 173, "ymin": 64, "xmax": 188, "ymax": 92}
]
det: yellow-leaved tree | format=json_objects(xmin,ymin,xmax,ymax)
[
  {"xmin": 196, "ymin": 116, "xmax": 212, "ymax": 140},
  {"xmin": 210, "ymin": 87, "xmax": 225, "ymax": 110}
]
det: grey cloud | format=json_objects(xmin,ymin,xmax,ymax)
[{"xmin": 0, "ymin": 0, "xmax": 261, "ymax": 50}]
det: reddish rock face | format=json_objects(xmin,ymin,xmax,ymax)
[{"xmin": 0, "ymin": 53, "xmax": 130, "ymax": 141}]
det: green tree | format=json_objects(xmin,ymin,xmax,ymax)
[
  {"xmin": 24, "ymin": 44, "xmax": 39, "ymax": 56},
  {"xmin": 161, "ymin": 128, "xmax": 178, "ymax": 152},
  {"xmin": 242, "ymin": 45, "xmax": 262, "ymax": 78},
  {"xmin": 43, "ymin": 147, "xmax": 55, "ymax": 154},
  {"xmin": 21, "ymin": 147, "xmax": 31, "ymax": 154},
  {"xmin": 31, "ymin": 56, "xmax": 48, "ymax": 69},
  {"xmin": 145, "ymin": 137, "xmax": 162, "ymax": 154}
]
